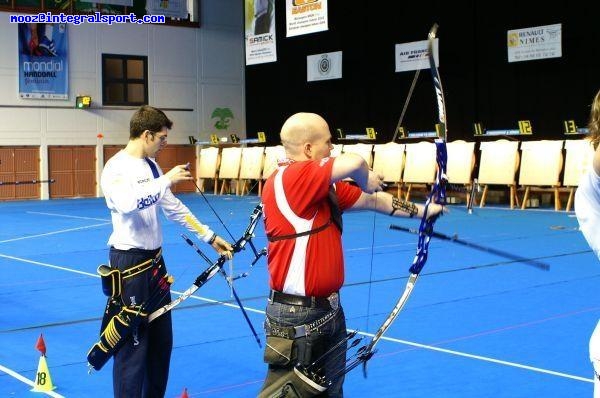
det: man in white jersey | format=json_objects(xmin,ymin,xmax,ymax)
[
  {"xmin": 575, "ymin": 89, "xmax": 600, "ymax": 398},
  {"xmin": 99, "ymin": 105, "xmax": 232, "ymax": 398}
]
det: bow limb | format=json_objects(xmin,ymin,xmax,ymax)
[
  {"xmin": 147, "ymin": 257, "xmax": 224, "ymax": 323},
  {"xmin": 181, "ymin": 229, "xmax": 264, "ymax": 348}
]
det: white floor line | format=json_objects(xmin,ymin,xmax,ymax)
[
  {"xmin": 0, "ymin": 252, "xmax": 592, "ymax": 384},
  {"xmin": 0, "ymin": 254, "xmax": 99, "ymax": 278},
  {"xmin": 180, "ymin": 289, "xmax": 265, "ymax": 314},
  {"xmin": 0, "ymin": 223, "xmax": 112, "ymax": 244},
  {"xmin": 26, "ymin": 211, "xmax": 110, "ymax": 222},
  {"xmin": 346, "ymin": 242, "xmax": 415, "ymax": 252},
  {"xmin": 354, "ymin": 330, "xmax": 593, "ymax": 383},
  {"xmin": 0, "ymin": 364, "xmax": 65, "ymax": 398}
]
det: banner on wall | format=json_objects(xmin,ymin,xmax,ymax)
[
  {"xmin": 286, "ymin": 0, "xmax": 328, "ymax": 38},
  {"xmin": 245, "ymin": 0, "xmax": 277, "ymax": 65},
  {"xmin": 146, "ymin": 0, "xmax": 188, "ymax": 19},
  {"xmin": 507, "ymin": 23, "xmax": 562, "ymax": 63},
  {"xmin": 18, "ymin": 23, "xmax": 68, "ymax": 99},
  {"xmin": 394, "ymin": 39, "xmax": 439, "ymax": 72},
  {"xmin": 307, "ymin": 51, "xmax": 341, "ymax": 82}
]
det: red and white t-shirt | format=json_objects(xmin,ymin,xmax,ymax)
[{"xmin": 262, "ymin": 157, "xmax": 361, "ymax": 297}]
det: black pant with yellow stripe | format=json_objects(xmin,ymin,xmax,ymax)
[{"xmin": 109, "ymin": 247, "xmax": 172, "ymax": 398}]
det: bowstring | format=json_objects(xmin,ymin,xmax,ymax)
[{"xmin": 364, "ymin": 191, "xmax": 379, "ymax": 334}]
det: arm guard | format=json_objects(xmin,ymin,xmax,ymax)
[{"xmin": 390, "ymin": 196, "xmax": 418, "ymax": 217}]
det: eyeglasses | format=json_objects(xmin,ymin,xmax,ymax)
[{"xmin": 149, "ymin": 131, "xmax": 167, "ymax": 143}]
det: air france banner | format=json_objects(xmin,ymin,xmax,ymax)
[
  {"xmin": 18, "ymin": 23, "xmax": 68, "ymax": 99},
  {"xmin": 507, "ymin": 23, "xmax": 562, "ymax": 63},
  {"xmin": 395, "ymin": 39, "xmax": 439, "ymax": 73},
  {"xmin": 307, "ymin": 51, "xmax": 342, "ymax": 82},
  {"xmin": 245, "ymin": 0, "xmax": 277, "ymax": 65},
  {"xmin": 286, "ymin": 0, "xmax": 328, "ymax": 38}
]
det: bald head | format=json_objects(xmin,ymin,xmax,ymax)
[{"xmin": 280, "ymin": 112, "xmax": 330, "ymax": 158}]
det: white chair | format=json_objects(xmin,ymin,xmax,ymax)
[
  {"xmin": 446, "ymin": 140, "xmax": 476, "ymax": 204},
  {"xmin": 372, "ymin": 142, "xmax": 405, "ymax": 197},
  {"xmin": 341, "ymin": 143, "xmax": 374, "ymax": 167},
  {"xmin": 518, "ymin": 140, "xmax": 564, "ymax": 210},
  {"xmin": 238, "ymin": 146, "xmax": 265, "ymax": 195},
  {"xmin": 402, "ymin": 141, "xmax": 437, "ymax": 201},
  {"xmin": 477, "ymin": 139, "xmax": 520, "ymax": 209},
  {"xmin": 217, "ymin": 147, "xmax": 242, "ymax": 195},
  {"xmin": 198, "ymin": 146, "xmax": 220, "ymax": 194},
  {"xmin": 563, "ymin": 139, "xmax": 595, "ymax": 211},
  {"xmin": 261, "ymin": 145, "xmax": 286, "ymax": 194}
]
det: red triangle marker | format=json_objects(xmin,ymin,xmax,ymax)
[{"xmin": 35, "ymin": 334, "xmax": 46, "ymax": 356}]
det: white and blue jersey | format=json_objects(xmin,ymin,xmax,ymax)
[{"xmin": 100, "ymin": 150, "xmax": 213, "ymax": 250}]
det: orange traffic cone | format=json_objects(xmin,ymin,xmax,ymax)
[
  {"xmin": 31, "ymin": 334, "xmax": 56, "ymax": 392},
  {"xmin": 180, "ymin": 387, "xmax": 189, "ymax": 398}
]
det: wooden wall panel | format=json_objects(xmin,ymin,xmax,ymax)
[
  {"xmin": 14, "ymin": 148, "xmax": 40, "ymax": 199},
  {"xmin": 49, "ymin": 147, "xmax": 74, "ymax": 171},
  {"xmin": 103, "ymin": 146, "xmax": 124, "ymax": 164},
  {"xmin": 15, "ymin": 172, "xmax": 39, "ymax": 199},
  {"xmin": 0, "ymin": 148, "xmax": 15, "ymax": 200},
  {"xmin": 15, "ymin": 148, "xmax": 38, "ymax": 173},
  {"xmin": 0, "ymin": 147, "xmax": 40, "ymax": 201},
  {"xmin": 74, "ymin": 147, "xmax": 96, "ymax": 197},
  {"xmin": 174, "ymin": 146, "xmax": 196, "ymax": 193},
  {"xmin": 0, "ymin": 174, "xmax": 15, "ymax": 200},
  {"xmin": 0, "ymin": 148, "xmax": 15, "ymax": 173},
  {"xmin": 75, "ymin": 147, "xmax": 95, "ymax": 170},
  {"xmin": 50, "ymin": 170, "xmax": 74, "ymax": 198},
  {"xmin": 75, "ymin": 170, "xmax": 96, "ymax": 197},
  {"xmin": 155, "ymin": 145, "xmax": 196, "ymax": 193},
  {"xmin": 49, "ymin": 146, "xmax": 96, "ymax": 198},
  {"xmin": 49, "ymin": 147, "xmax": 74, "ymax": 198},
  {"xmin": 156, "ymin": 146, "xmax": 177, "ymax": 171}
]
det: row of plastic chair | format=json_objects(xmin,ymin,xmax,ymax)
[
  {"xmin": 195, "ymin": 140, "xmax": 594, "ymax": 211},
  {"xmin": 197, "ymin": 146, "xmax": 286, "ymax": 195},
  {"xmin": 355, "ymin": 139, "xmax": 593, "ymax": 211}
]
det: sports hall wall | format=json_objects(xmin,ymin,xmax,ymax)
[
  {"xmin": 245, "ymin": 2, "xmax": 600, "ymax": 142},
  {"xmin": 0, "ymin": 0, "xmax": 245, "ymax": 199}
]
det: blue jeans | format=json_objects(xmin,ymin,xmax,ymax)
[{"xmin": 261, "ymin": 300, "xmax": 347, "ymax": 397}]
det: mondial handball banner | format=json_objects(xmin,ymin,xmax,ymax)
[{"xmin": 18, "ymin": 23, "xmax": 68, "ymax": 99}]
